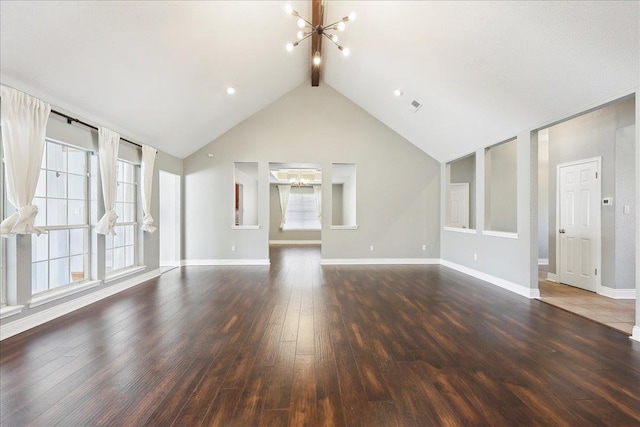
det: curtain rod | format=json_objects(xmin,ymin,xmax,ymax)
[{"xmin": 51, "ymin": 109, "xmax": 143, "ymax": 149}]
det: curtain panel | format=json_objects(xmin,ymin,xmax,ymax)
[
  {"xmin": 140, "ymin": 144, "xmax": 156, "ymax": 232},
  {"xmin": 96, "ymin": 127, "xmax": 120, "ymax": 235},
  {"xmin": 313, "ymin": 185, "xmax": 322, "ymax": 223},
  {"xmin": 0, "ymin": 86, "xmax": 51, "ymax": 236},
  {"xmin": 277, "ymin": 185, "xmax": 291, "ymax": 229}
]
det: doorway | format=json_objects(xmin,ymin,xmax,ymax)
[
  {"xmin": 556, "ymin": 157, "xmax": 601, "ymax": 292},
  {"xmin": 159, "ymin": 170, "xmax": 181, "ymax": 273}
]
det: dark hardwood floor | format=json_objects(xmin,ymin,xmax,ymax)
[{"xmin": 1, "ymin": 245, "xmax": 639, "ymax": 426}]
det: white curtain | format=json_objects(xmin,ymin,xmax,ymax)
[
  {"xmin": 278, "ymin": 185, "xmax": 291, "ymax": 229},
  {"xmin": 140, "ymin": 144, "xmax": 156, "ymax": 233},
  {"xmin": 96, "ymin": 127, "xmax": 120, "ymax": 235},
  {"xmin": 0, "ymin": 86, "xmax": 51, "ymax": 236},
  {"xmin": 313, "ymin": 185, "xmax": 322, "ymax": 223}
]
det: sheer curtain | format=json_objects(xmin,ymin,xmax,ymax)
[
  {"xmin": 96, "ymin": 127, "xmax": 120, "ymax": 235},
  {"xmin": 0, "ymin": 86, "xmax": 51, "ymax": 236},
  {"xmin": 278, "ymin": 185, "xmax": 291, "ymax": 229},
  {"xmin": 140, "ymin": 144, "xmax": 156, "ymax": 232},
  {"xmin": 313, "ymin": 185, "xmax": 322, "ymax": 223}
]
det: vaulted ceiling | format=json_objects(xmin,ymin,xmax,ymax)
[{"xmin": 1, "ymin": 1, "xmax": 638, "ymax": 162}]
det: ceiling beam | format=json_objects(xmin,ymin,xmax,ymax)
[{"xmin": 311, "ymin": 0, "xmax": 323, "ymax": 86}]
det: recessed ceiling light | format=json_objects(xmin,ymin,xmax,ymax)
[
  {"xmin": 226, "ymin": 87, "xmax": 236, "ymax": 95},
  {"xmin": 394, "ymin": 89, "xmax": 403, "ymax": 97}
]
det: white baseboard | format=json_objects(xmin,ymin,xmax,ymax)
[
  {"xmin": 182, "ymin": 259, "xmax": 270, "ymax": 266},
  {"xmin": 0, "ymin": 269, "xmax": 161, "ymax": 341},
  {"xmin": 538, "ymin": 258, "xmax": 549, "ymax": 266},
  {"xmin": 269, "ymin": 240, "xmax": 321, "ymax": 245},
  {"xmin": 320, "ymin": 258, "xmax": 441, "ymax": 265},
  {"xmin": 160, "ymin": 260, "xmax": 182, "ymax": 268},
  {"xmin": 631, "ymin": 326, "xmax": 640, "ymax": 343},
  {"xmin": 547, "ymin": 272, "xmax": 558, "ymax": 282},
  {"xmin": 599, "ymin": 286, "xmax": 636, "ymax": 300},
  {"xmin": 440, "ymin": 260, "xmax": 540, "ymax": 299}
]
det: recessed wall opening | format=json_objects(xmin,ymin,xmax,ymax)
[{"xmin": 445, "ymin": 153, "xmax": 476, "ymax": 230}]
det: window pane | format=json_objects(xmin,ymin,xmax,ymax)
[
  {"xmin": 123, "ymin": 203, "xmax": 135, "ymax": 223},
  {"xmin": 105, "ymin": 249, "xmax": 113, "ymax": 271},
  {"xmin": 49, "ymin": 229, "xmax": 69, "ymax": 259},
  {"xmin": 125, "ymin": 225, "xmax": 134, "ymax": 247},
  {"xmin": 106, "ymin": 235, "xmax": 113, "ymax": 250},
  {"xmin": 68, "ymin": 200, "xmax": 85, "ymax": 225},
  {"xmin": 32, "ymin": 234, "xmax": 49, "ymax": 262},
  {"xmin": 115, "ymin": 202, "xmax": 124, "ymax": 222},
  {"xmin": 70, "ymin": 228, "xmax": 85, "ymax": 256},
  {"xmin": 47, "ymin": 199, "xmax": 67, "ymax": 226},
  {"xmin": 125, "ymin": 245, "xmax": 134, "ymax": 267},
  {"xmin": 67, "ymin": 148, "xmax": 86, "ymax": 175},
  {"xmin": 114, "ymin": 226, "xmax": 125, "ymax": 248},
  {"xmin": 113, "ymin": 247, "xmax": 125, "ymax": 271},
  {"xmin": 116, "ymin": 181, "xmax": 124, "ymax": 202},
  {"xmin": 41, "ymin": 144, "xmax": 47, "ymax": 169},
  {"xmin": 90, "ymin": 154, "xmax": 99, "ymax": 224},
  {"xmin": 35, "ymin": 170, "xmax": 46, "ymax": 198},
  {"xmin": 70, "ymin": 255, "xmax": 85, "ymax": 282},
  {"xmin": 50, "ymin": 257, "xmax": 70, "ymax": 289},
  {"xmin": 34, "ymin": 197, "xmax": 47, "ymax": 227},
  {"xmin": 47, "ymin": 171, "xmax": 67, "ymax": 198},
  {"xmin": 116, "ymin": 162, "xmax": 123, "ymax": 183},
  {"xmin": 32, "ymin": 261, "xmax": 49, "ymax": 294},
  {"xmin": 68, "ymin": 174, "xmax": 85, "ymax": 200},
  {"xmin": 124, "ymin": 183, "xmax": 135, "ymax": 203},
  {"xmin": 123, "ymin": 163, "xmax": 135, "ymax": 183},
  {"xmin": 47, "ymin": 142, "xmax": 67, "ymax": 172}
]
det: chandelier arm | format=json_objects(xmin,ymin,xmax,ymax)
[
  {"xmin": 297, "ymin": 15, "xmax": 315, "ymax": 28},
  {"xmin": 295, "ymin": 33, "xmax": 313, "ymax": 45},
  {"xmin": 322, "ymin": 33, "xmax": 342, "ymax": 48},
  {"xmin": 323, "ymin": 17, "xmax": 347, "ymax": 29}
]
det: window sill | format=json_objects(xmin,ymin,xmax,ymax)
[
  {"xmin": 482, "ymin": 230, "xmax": 519, "ymax": 239},
  {"xmin": 29, "ymin": 279, "xmax": 102, "ymax": 308},
  {"xmin": 104, "ymin": 265, "xmax": 146, "ymax": 284},
  {"xmin": 443, "ymin": 226, "xmax": 477, "ymax": 234},
  {"xmin": 231, "ymin": 225, "xmax": 260, "ymax": 230},
  {"xmin": 0, "ymin": 305, "xmax": 25, "ymax": 320},
  {"xmin": 330, "ymin": 225, "xmax": 359, "ymax": 230}
]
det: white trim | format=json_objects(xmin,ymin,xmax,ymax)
[
  {"xmin": 443, "ymin": 226, "xmax": 477, "ymax": 234},
  {"xmin": 182, "ymin": 259, "xmax": 270, "ymax": 266},
  {"xmin": 104, "ymin": 265, "xmax": 147, "ymax": 284},
  {"xmin": 231, "ymin": 225, "xmax": 260, "ymax": 230},
  {"xmin": 269, "ymin": 240, "xmax": 321, "ymax": 245},
  {"xmin": 160, "ymin": 260, "xmax": 182, "ymax": 268},
  {"xmin": 0, "ymin": 305, "xmax": 24, "ymax": 320},
  {"xmin": 481, "ymin": 230, "xmax": 519, "ymax": 239},
  {"xmin": 282, "ymin": 228, "xmax": 321, "ymax": 232},
  {"xmin": 330, "ymin": 225, "xmax": 358, "ymax": 230},
  {"xmin": 556, "ymin": 157, "xmax": 602, "ymax": 293},
  {"xmin": 538, "ymin": 258, "xmax": 549, "ymax": 266},
  {"xmin": 29, "ymin": 280, "xmax": 102, "ymax": 308},
  {"xmin": 547, "ymin": 272, "xmax": 558, "ymax": 282},
  {"xmin": 0, "ymin": 269, "xmax": 160, "ymax": 341},
  {"xmin": 598, "ymin": 286, "xmax": 636, "ymax": 300},
  {"xmin": 440, "ymin": 260, "xmax": 540, "ymax": 299},
  {"xmin": 631, "ymin": 326, "xmax": 640, "ymax": 343},
  {"xmin": 321, "ymin": 258, "xmax": 441, "ymax": 265}
]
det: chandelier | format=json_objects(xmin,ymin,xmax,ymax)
[{"xmin": 284, "ymin": 3, "xmax": 356, "ymax": 62}]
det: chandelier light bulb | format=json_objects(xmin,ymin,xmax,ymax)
[
  {"xmin": 331, "ymin": 34, "xmax": 338, "ymax": 43},
  {"xmin": 342, "ymin": 47, "xmax": 350, "ymax": 57},
  {"xmin": 297, "ymin": 18, "xmax": 306, "ymax": 29},
  {"xmin": 348, "ymin": 12, "xmax": 357, "ymax": 21},
  {"xmin": 226, "ymin": 87, "xmax": 235, "ymax": 95},
  {"xmin": 394, "ymin": 89, "xmax": 403, "ymax": 97},
  {"xmin": 337, "ymin": 21, "xmax": 346, "ymax": 32},
  {"xmin": 286, "ymin": 42, "xmax": 294, "ymax": 52},
  {"xmin": 285, "ymin": 4, "xmax": 293, "ymax": 15},
  {"xmin": 313, "ymin": 54, "xmax": 322, "ymax": 65},
  {"xmin": 297, "ymin": 31, "xmax": 304, "ymax": 40}
]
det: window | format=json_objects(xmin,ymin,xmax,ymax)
[
  {"xmin": 484, "ymin": 139, "xmax": 517, "ymax": 233},
  {"xmin": 283, "ymin": 186, "xmax": 321, "ymax": 230},
  {"xmin": 445, "ymin": 154, "xmax": 476, "ymax": 230},
  {"xmin": 0, "ymin": 141, "xmax": 5, "ymax": 305},
  {"xmin": 31, "ymin": 141, "xmax": 90, "ymax": 294},
  {"xmin": 105, "ymin": 160, "xmax": 137, "ymax": 274}
]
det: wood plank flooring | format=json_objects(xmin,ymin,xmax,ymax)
[{"xmin": 1, "ymin": 245, "xmax": 639, "ymax": 426}]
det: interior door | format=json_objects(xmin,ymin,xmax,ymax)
[
  {"xmin": 448, "ymin": 183, "xmax": 470, "ymax": 229},
  {"xmin": 558, "ymin": 160, "xmax": 599, "ymax": 291}
]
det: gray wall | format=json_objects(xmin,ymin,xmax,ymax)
[
  {"xmin": 485, "ymin": 139, "xmax": 517, "ymax": 233},
  {"xmin": 4, "ymin": 114, "xmax": 183, "ymax": 324},
  {"xmin": 615, "ymin": 125, "xmax": 636, "ymax": 290},
  {"xmin": 183, "ymin": 83, "xmax": 441, "ymax": 261},
  {"xmin": 332, "ymin": 184, "xmax": 343, "ymax": 225},
  {"xmin": 548, "ymin": 97, "xmax": 635, "ymax": 289},
  {"xmin": 449, "ymin": 154, "xmax": 476, "ymax": 229},
  {"xmin": 269, "ymin": 184, "xmax": 321, "ymax": 242},
  {"xmin": 538, "ymin": 138, "xmax": 549, "ymax": 260}
]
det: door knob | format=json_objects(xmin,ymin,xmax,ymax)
[{"xmin": 559, "ymin": 229, "xmax": 566, "ymax": 234}]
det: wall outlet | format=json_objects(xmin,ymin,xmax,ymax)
[
  {"xmin": 422, "ymin": 245, "xmax": 427, "ymax": 251},
  {"xmin": 231, "ymin": 245, "xmax": 236, "ymax": 252},
  {"xmin": 473, "ymin": 253, "xmax": 478, "ymax": 261},
  {"xmin": 369, "ymin": 245, "xmax": 374, "ymax": 251},
  {"xmin": 623, "ymin": 205, "xmax": 631, "ymax": 214}
]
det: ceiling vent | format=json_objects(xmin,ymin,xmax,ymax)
[{"xmin": 409, "ymin": 99, "xmax": 422, "ymax": 113}]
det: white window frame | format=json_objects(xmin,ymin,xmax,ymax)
[{"xmin": 31, "ymin": 139, "xmax": 91, "ymax": 296}]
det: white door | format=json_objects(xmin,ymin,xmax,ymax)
[
  {"xmin": 558, "ymin": 159, "xmax": 600, "ymax": 291},
  {"xmin": 448, "ymin": 183, "xmax": 470, "ymax": 229}
]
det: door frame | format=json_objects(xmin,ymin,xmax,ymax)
[{"xmin": 555, "ymin": 156, "xmax": 602, "ymax": 294}]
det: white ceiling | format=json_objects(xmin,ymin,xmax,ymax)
[{"xmin": 1, "ymin": 1, "xmax": 638, "ymax": 162}]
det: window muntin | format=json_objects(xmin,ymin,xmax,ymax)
[
  {"xmin": 105, "ymin": 160, "xmax": 137, "ymax": 274},
  {"xmin": 31, "ymin": 140, "xmax": 90, "ymax": 295},
  {"xmin": 283, "ymin": 186, "xmax": 321, "ymax": 230}
]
